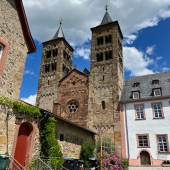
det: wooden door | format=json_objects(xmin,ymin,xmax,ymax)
[
  {"xmin": 14, "ymin": 122, "xmax": 33, "ymax": 167},
  {"xmin": 140, "ymin": 151, "xmax": 151, "ymax": 165}
]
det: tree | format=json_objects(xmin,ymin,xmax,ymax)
[{"xmin": 80, "ymin": 139, "xmax": 95, "ymax": 167}]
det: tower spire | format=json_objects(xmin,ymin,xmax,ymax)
[
  {"xmin": 105, "ymin": 4, "xmax": 108, "ymax": 12},
  {"xmin": 53, "ymin": 18, "xmax": 65, "ymax": 39},
  {"xmin": 101, "ymin": 1, "xmax": 113, "ymax": 25}
]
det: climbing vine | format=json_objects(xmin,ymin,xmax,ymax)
[
  {"xmin": 0, "ymin": 96, "xmax": 41, "ymax": 118},
  {"xmin": 0, "ymin": 96, "xmax": 63, "ymax": 168},
  {"xmin": 40, "ymin": 116, "xmax": 64, "ymax": 168}
]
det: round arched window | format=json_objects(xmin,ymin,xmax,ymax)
[{"xmin": 67, "ymin": 100, "xmax": 79, "ymax": 114}]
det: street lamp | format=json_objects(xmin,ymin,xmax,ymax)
[{"xmin": 94, "ymin": 124, "xmax": 111, "ymax": 170}]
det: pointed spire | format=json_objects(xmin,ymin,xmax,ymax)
[
  {"xmin": 53, "ymin": 19, "xmax": 65, "ymax": 39},
  {"xmin": 100, "ymin": 4, "xmax": 113, "ymax": 25}
]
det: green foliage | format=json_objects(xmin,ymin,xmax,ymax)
[
  {"xmin": 0, "ymin": 96, "xmax": 41, "ymax": 118},
  {"xmin": 0, "ymin": 96, "xmax": 13, "ymax": 108},
  {"xmin": 80, "ymin": 139, "xmax": 95, "ymax": 167},
  {"xmin": 40, "ymin": 117, "xmax": 64, "ymax": 168},
  {"xmin": 122, "ymin": 159, "xmax": 129, "ymax": 168}
]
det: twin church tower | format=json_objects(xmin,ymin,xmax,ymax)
[{"xmin": 36, "ymin": 7, "xmax": 124, "ymax": 154}]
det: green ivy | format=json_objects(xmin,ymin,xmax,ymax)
[
  {"xmin": 1, "ymin": 96, "xmax": 63, "ymax": 168},
  {"xmin": 0, "ymin": 96, "xmax": 41, "ymax": 118},
  {"xmin": 40, "ymin": 117, "xmax": 64, "ymax": 168}
]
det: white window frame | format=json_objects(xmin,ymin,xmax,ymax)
[
  {"xmin": 132, "ymin": 91, "xmax": 140, "ymax": 99},
  {"xmin": 157, "ymin": 135, "xmax": 169, "ymax": 152},
  {"xmin": 135, "ymin": 104, "xmax": 145, "ymax": 120},
  {"xmin": 137, "ymin": 135, "xmax": 149, "ymax": 148},
  {"xmin": 153, "ymin": 88, "xmax": 161, "ymax": 96},
  {"xmin": 152, "ymin": 103, "xmax": 163, "ymax": 119}
]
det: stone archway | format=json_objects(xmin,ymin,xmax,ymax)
[
  {"xmin": 140, "ymin": 150, "xmax": 151, "ymax": 166},
  {"xmin": 14, "ymin": 122, "xmax": 33, "ymax": 167}
]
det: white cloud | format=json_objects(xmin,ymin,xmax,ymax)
[
  {"xmin": 75, "ymin": 47, "xmax": 90, "ymax": 60},
  {"xmin": 156, "ymin": 56, "xmax": 163, "ymax": 60},
  {"xmin": 162, "ymin": 67, "xmax": 170, "ymax": 71},
  {"xmin": 21, "ymin": 94, "xmax": 37, "ymax": 105},
  {"xmin": 146, "ymin": 46, "xmax": 155, "ymax": 55},
  {"xmin": 25, "ymin": 70, "xmax": 35, "ymax": 76},
  {"xmin": 123, "ymin": 47, "xmax": 154, "ymax": 76},
  {"xmin": 23, "ymin": 0, "xmax": 170, "ymax": 45},
  {"xmin": 125, "ymin": 34, "xmax": 137, "ymax": 45}
]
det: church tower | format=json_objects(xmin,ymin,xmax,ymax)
[
  {"xmin": 36, "ymin": 22, "xmax": 73, "ymax": 111},
  {"xmin": 88, "ymin": 7, "xmax": 124, "ymax": 154}
]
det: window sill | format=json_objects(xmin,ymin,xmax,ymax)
[
  {"xmin": 158, "ymin": 152, "xmax": 170, "ymax": 154},
  {"xmin": 137, "ymin": 146, "xmax": 150, "ymax": 148},
  {"xmin": 135, "ymin": 119, "xmax": 146, "ymax": 121},
  {"xmin": 153, "ymin": 117, "xmax": 165, "ymax": 120}
]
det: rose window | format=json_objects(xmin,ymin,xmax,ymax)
[{"xmin": 67, "ymin": 100, "xmax": 79, "ymax": 113}]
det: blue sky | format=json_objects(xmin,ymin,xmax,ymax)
[{"xmin": 20, "ymin": 0, "xmax": 170, "ymax": 104}]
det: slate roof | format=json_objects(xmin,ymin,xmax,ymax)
[
  {"xmin": 121, "ymin": 72, "xmax": 170, "ymax": 103},
  {"xmin": 101, "ymin": 11, "xmax": 113, "ymax": 25},
  {"xmin": 53, "ymin": 21, "xmax": 65, "ymax": 39}
]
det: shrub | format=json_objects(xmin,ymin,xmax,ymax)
[
  {"xmin": 80, "ymin": 139, "xmax": 95, "ymax": 167},
  {"xmin": 122, "ymin": 159, "xmax": 129, "ymax": 169},
  {"xmin": 103, "ymin": 152, "xmax": 123, "ymax": 170}
]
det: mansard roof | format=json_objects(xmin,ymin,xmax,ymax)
[
  {"xmin": 7, "ymin": 0, "xmax": 36, "ymax": 53},
  {"xmin": 121, "ymin": 72, "xmax": 170, "ymax": 103}
]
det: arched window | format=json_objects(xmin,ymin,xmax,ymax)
[
  {"xmin": 102, "ymin": 101, "xmax": 106, "ymax": 110},
  {"xmin": 140, "ymin": 151, "xmax": 151, "ymax": 166}
]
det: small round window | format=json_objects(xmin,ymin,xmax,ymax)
[{"xmin": 67, "ymin": 100, "xmax": 79, "ymax": 114}]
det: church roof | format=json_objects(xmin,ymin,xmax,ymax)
[
  {"xmin": 91, "ymin": 7, "xmax": 123, "ymax": 39},
  {"xmin": 100, "ymin": 11, "xmax": 113, "ymax": 25},
  {"xmin": 59, "ymin": 69, "xmax": 88, "ymax": 84},
  {"xmin": 53, "ymin": 21, "xmax": 65, "ymax": 39}
]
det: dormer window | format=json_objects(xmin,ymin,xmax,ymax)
[
  {"xmin": 152, "ymin": 79, "xmax": 159, "ymax": 85},
  {"xmin": 133, "ymin": 82, "xmax": 140, "ymax": 87},
  {"xmin": 0, "ymin": 43, "xmax": 4, "ymax": 60},
  {"xmin": 132, "ymin": 91, "xmax": 140, "ymax": 99},
  {"xmin": 153, "ymin": 88, "xmax": 162, "ymax": 97}
]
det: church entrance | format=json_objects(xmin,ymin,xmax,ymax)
[
  {"xmin": 140, "ymin": 151, "xmax": 151, "ymax": 166},
  {"xmin": 14, "ymin": 122, "xmax": 33, "ymax": 167}
]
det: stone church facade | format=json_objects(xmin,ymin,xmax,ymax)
[{"xmin": 37, "ymin": 9, "xmax": 124, "ymax": 155}]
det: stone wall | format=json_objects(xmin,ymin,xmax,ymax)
[
  {"xmin": 36, "ymin": 39, "xmax": 73, "ymax": 112},
  {"xmin": 54, "ymin": 70, "xmax": 89, "ymax": 127},
  {"xmin": 0, "ymin": 0, "xmax": 28, "ymax": 99},
  {"xmin": 59, "ymin": 141, "xmax": 81, "ymax": 159},
  {"xmin": 57, "ymin": 117, "xmax": 95, "ymax": 159},
  {"xmin": 88, "ymin": 23, "xmax": 123, "ymax": 156},
  {"xmin": 0, "ymin": 105, "xmax": 16, "ymax": 155}
]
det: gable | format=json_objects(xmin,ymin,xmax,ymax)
[{"xmin": 59, "ymin": 70, "xmax": 88, "ymax": 88}]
